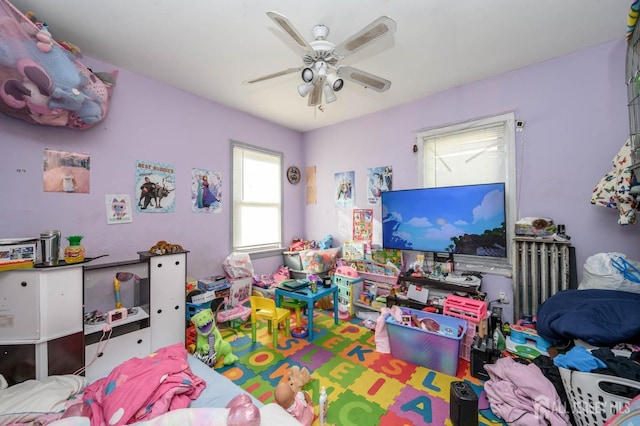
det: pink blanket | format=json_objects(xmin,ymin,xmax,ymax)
[{"xmin": 83, "ymin": 344, "xmax": 206, "ymax": 426}]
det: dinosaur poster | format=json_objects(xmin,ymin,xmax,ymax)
[{"xmin": 135, "ymin": 160, "xmax": 176, "ymax": 213}]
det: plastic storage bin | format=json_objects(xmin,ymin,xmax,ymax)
[
  {"xmin": 385, "ymin": 308, "xmax": 467, "ymax": 376},
  {"xmin": 283, "ymin": 250, "xmax": 306, "ymax": 271}
]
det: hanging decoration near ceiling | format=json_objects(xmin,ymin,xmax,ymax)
[
  {"xmin": 244, "ymin": 11, "xmax": 396, "ymax": 108},
  {"xmin": 0, "ymin": 0, "xmax": 117, "ymax": 130}
]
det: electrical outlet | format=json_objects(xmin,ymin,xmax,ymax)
[{"xmin": 498, "ymin": 291, "xmax": 509, "ymax": 304}]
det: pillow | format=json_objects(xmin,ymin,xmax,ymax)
[
  {"xmin": 0, "ymin": 374, "xmax": 87, "ymax": 425},
  {"xmin": 0, "ymin": 0, "xmax": 116, "ymax": 129}
]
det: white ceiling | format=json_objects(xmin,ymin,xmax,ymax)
[{"xmin": 8, "ymin": 0, "xmax": 631, "ymax": 132}]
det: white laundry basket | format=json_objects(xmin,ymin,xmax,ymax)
[{"xmin": 559, "ymin": 367, "xmax": 640, "ymax": 426}]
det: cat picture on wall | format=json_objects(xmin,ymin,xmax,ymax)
[{"xmin": 105, "ymin": 194, "xmax": 132, "ymax": 224}]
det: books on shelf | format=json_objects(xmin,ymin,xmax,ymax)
[{"xmin": 354, "ymin": 260, "xmax": 400, "ymax": 278}]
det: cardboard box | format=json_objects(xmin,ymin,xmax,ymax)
[
  {"xmin": 197, "ymin": 276, "xmax": 228, "ymax": 292},
  {"xmin": 191, "ymin": 286, "xmax": 230, "ymax": 304},
  {"xmin": 386, "ymin": 308, "xmax": 467, "ymax": 376},
  {"xmin": 227, "ymin": 276, "xmax": 252, "ymax": 306},
  {"xmin": 0, "ymin": 240, "xmax": 36, "ymax": 265}
]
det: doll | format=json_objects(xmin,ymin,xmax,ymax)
[
  {"xmin": 274, "ymin": 366, "xmax": 314, "ymax": 425},
  {"xmin": 274, "ymin": 381, "xmax": 314, "ymax": 426}
]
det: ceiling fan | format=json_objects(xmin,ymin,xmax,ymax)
[{"xmin": 244, "ymin": 11, "xmax": 397, "ymax": 107}]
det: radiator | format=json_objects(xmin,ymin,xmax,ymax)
[{"xmin": 512, "ymin": 239, "xmax": 571, "ymax": 320}]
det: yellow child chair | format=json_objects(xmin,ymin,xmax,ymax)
[{"xmin": 250, "ymin": 295, "xmax": 291, "ymax": 348}]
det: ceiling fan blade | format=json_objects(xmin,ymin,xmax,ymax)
[
  {"xmin": 333, "ymin": 16, "xmax": 397, "ymax": 57},
  {"xmin": 267, "ymin": 11, "xmax": 314, "ymax": 52},
  {"xmin": 308, "ymin": 76, "xmax": 325, "ymax": 106},
  {"xmin": 243, "ymin": 67, "xmax": 300, "ymax": 84},
  {"xmin": 337, "ymin": 66, "xmax": 391, "ymax": 92}
]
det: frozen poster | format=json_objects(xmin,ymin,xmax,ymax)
[
  {"xmin": 367, "ymin": 165, "xmax": 392, "ymax": 206},
  {"xmin": 191, "ymin": 168, "xmax": 222, "ymax": 213},
  {"xmin": 335, "ymin": 171, "xmax": 355, "ymax": 207},
  {"xmin": 135, "ymin": 160, "xmax": 176, "ymax": 213}
]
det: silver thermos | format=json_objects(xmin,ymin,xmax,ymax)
[{"xmin": 40, "ymin": 230, "xmax": 61, "ymax": 266}]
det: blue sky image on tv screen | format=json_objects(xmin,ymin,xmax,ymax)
[{"xmin": 381, "ymin": 182, "xmax": 507, "ymax": 257}]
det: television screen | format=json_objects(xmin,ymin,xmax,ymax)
[{"xmin": 381, "ymin": 183, "xmax": 507, "ymax": 257}]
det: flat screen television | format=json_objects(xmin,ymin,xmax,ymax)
[{"xmin": 381, "ymin": 182, "xmax": 507, "ymax": 257}]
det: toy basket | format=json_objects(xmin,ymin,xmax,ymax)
[{"xmin": 559, "ymin": 367, "xmax": 640, "ymax": 426}]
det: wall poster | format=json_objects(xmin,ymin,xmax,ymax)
[
  {"xmin": 105, "ymin": 194, "xmax": 132, "ymax": 224},
  {"xmin": 335, "ymin": 171, "xmax": 355, "ymax": 207},
  {"xmin": 353, "ymin": 208, "xmax": 374, "ymax": 242},
  {"xmin": 367, "ymin": 165, "xmax": 392, "ymax": 206},
  {"xmin": 43, "ymin": 148, "xmax": 90, "ymax": 193},
  {"xmin": 135, "ymin": 160, "xmax": 176, "ymax": 213},
  {"xmin": 191, "ymin": 168, "xmax": 222, "ymax": 213}
]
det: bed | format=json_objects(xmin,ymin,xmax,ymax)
[{"xmin": 0, "ymin": 344, "xmax": 302, "ymax": 426}]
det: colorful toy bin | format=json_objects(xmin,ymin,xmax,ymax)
[{"xmin": 385, "ymin": 308, "xmax": 467, "ymax": 376}]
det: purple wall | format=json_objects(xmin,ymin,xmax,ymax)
[
  {"xmin": 2, "ymin": 40, "xmax": 639, "ymax": 323},
  {"xmin": 303, "ymin": 39, "xmax": 640, "ymax": 321},
  {"xmin": 0, "ymin": 58, "xmax": 305, "ymax": 279}
]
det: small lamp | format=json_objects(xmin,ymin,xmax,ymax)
[
  {"xmin": 301, "ymin": 67, "xmax": 314, "ymax": 83},
  {"xmin": 327, "ymin": 73, "xmax": 344, "ymax": 92},
  {"xmin": 323, "ymin": 84, "xmax": 337, "ymax": 103},
  {"xmin": 298, "ymin": 82, "xmax": 314, "ymax": 97}
]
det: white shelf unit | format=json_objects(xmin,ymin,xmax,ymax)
[
  {"xmin": 143, "ymin": 251, "xmax": 187, "ymax": 352},
  {"xmin": 83, "ymin": 252, "xmax": 187, "ymax": 382},
  {"xmin": 0, "ymin": 265, "xmax": 84, "ymax": 386}
]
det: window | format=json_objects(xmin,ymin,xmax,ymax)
[
  {"xmin": 231, "ymin": 142, "xmax": 283, "ymax": 254},
  {"xmin": 417, "ymin": 113, "xmax": 516, "ymax": 273}
]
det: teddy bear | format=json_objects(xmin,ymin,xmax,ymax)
[
  {"xmin": 288, "ymin": 365, "xmax": 312, "ymax": 392},
  {"xmin": 274, "ymin": 366, "xmax": 314, "ymax": 426}
]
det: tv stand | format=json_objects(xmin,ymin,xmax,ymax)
[{"xmin": 388, "ymin": 272, "xmax": 482, "ymax": 311}]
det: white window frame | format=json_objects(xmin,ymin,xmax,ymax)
[
  {"xmin": 417, "ymin": 112, "xmax": 516, "ymax": 275},
  {"xmin": 231, "ymin": 141, "xmax": 284, "ymax": 257}
]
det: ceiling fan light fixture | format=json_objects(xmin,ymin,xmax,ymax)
[
  {"xmin": 323, "ymin": 84, "xmax": 337, "ymax": 103},
  {"xmin": 298, "ymin": 82, "xmax": 314, "ymax": 97},
  {"xmin": 301, "ymin": 67, "xmax": 314, "ymax": 83},
  {"xmin": 327, "ymin": 73, "xmax": 344, "ymax": 92}
]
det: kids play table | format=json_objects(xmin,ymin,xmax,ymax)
[{"xmin": 274, "ymin": 283, "xmax": 339, "ymax": 341}]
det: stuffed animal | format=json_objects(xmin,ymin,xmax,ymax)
[
  {"xmin": 0, "ymin": 15, "xmax": 111, "ymax": 127},
  {"xmin": 287, "ymin": 365, "xmax": 312, "ymax": 393},
  {"xmin": 274, "ymin": 371, "xmax": 314, "ymax": 426},
  {"xmin": 190, "ymin": 306, "xmax": 238, "ymax": 367},
  {"xmin": 318, "ymin": 234, "xmax": 333, "ymax": 250},
  {"xmin": 149, "ymin": 240, "xmax": 184, "ymax": 255}
]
